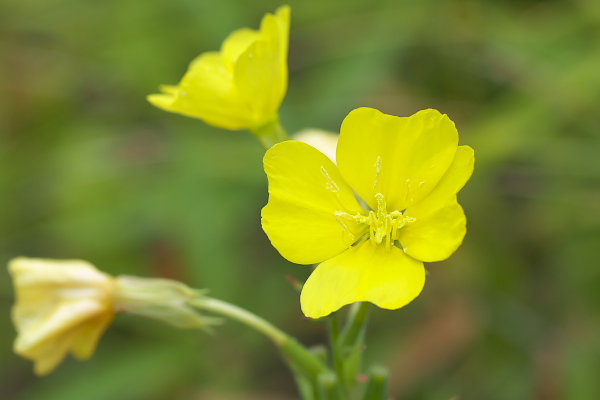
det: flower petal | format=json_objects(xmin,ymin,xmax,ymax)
[
  {"xmin": 13, "ymin": 299, "xmax": 107, "ymax": 356},
  {"xmin": 70, "ymin": 312, "xmax": 114, "ymax": 360},
  {"xmin": 262, "ymin": 141, "xmax": 366, "ymax": 265},
  {"xmin": 221, "ymin": 28, "xmax": 261, "ymax": 69},
  {"xmin": 300, "ymin": 241, "xmax": 425, "ymax": 318},
  {"xmin": 235, "ymin": 7, "xmax": 289, "ymax": 129},
  {"xmin": 148, "ymin": 52, "xmax": 253, "ymax": 130},
  {"xmin": 337, "ymin": 108, "xmax": 458, "ymax": 211},
  {"xmin": 30, "ymin": 329, "xmax": 79, "ymax": 375},
  {"xmin": 405, "ymin": 145, "xmax": 474, "ymax": 218},
  {"xmin": 400, "ymin": 196, "xmax": 467, "ymax": 262}
]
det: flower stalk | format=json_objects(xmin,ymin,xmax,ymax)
[
  {"xmin": 191, "ymin": 296, "xmax": 332, "ymax": 395},
  {"xmin": 250, "ymin": 116, "xmax": 290, "ymax": 150}
]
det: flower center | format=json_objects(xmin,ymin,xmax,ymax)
[{"xmin": 335, "ymin": 193, "xmax": 415, "ymax": 249}]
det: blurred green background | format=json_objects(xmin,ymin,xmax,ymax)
[{"xmin": 2, "ymin": 0, "xmax": 600, "ymax": 398}]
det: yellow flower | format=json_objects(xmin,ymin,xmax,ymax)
[
  {"xmin": 148, "ymin": 6, "xmax": 290, "ymax": 131},
  {"xmin": 9, "ymin": 257, "xmax": 218, "ymax": 375},
  {"xmin": 262, "ymin": 108, "xmax": 474, "ymax": 319},
  {"xmin": 9, "ymin": 257, "xmax": 115, "ymax": 375}
]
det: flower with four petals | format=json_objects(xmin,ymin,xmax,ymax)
[{"xmin": 262, "ymin": 107, "xmax": 474, "ymax": 319}]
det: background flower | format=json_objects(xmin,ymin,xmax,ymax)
[{"xmin": 148, "ymin": 6, "xmax": 290, "ymax": 131}]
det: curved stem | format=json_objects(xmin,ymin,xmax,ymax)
[
  {"xmin": 191, "ymin": 295, "xmax": 331, "ymax": 393},
  {"xmin": 339, "ymin": 302, "xmax": 370, "ymax": 349},
  {"xmin": 191, "ymin": 297, "xmax": 287, "ymax": 345}
]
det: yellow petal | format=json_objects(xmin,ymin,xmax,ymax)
[
  {"xmin": 70, "ymin": 312, "xmax": 114, "ymax": 360},
  {"xmin": 405, "ymin": 145, "xmax": 474, "ymax": 217},
  {"xmin": 273, "ymin": 5, "xmax": 291, "ymax": 57},
  {"xmin": 30, "ymin": 329, "xmax": 79, "ymax": 375},
  {"xmin": 262, "ymin": 141, "xmax": 366, "ymax": 265},
  {"xmin": 300, "ymin": 241, "xmax": 425, "ymax": 318},
  {"xmin": 14, "ymin": 299, "xmax": 107, "ymax": 356},
  {"xmin": 221, "ymin": 28, "xmax": 261, "ymax": 69},
  {"xmin": 337, "ymin": 108, "xmax": 458, "ymax": 211},
  {"xmin": 235, "ymin": 7, "xmax": 289, "ymax": 129},
  {"xmin": 399, "ymin": 196, "xmax": 467, "ymax": 262},
  {"xmin": 148, "ymin": 52, "xmax": 253, "ymax": 130}
]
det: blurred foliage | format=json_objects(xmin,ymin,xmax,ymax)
[{"xmin": 1, "ymin": 0, "xmax": 600, "ymax": 399}]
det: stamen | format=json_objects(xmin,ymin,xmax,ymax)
[
  {"xmin": 373, "ymin": 156, "xmax": 382, "ymax": 189},
  {"xmin": 385, "ymin": 215, "xmax": 392, "ymax": 249},
  {"xmin": 334, "ymin": 214, "xmax": 355, "ymax": 242},
  {"xmin": 405, "ymin": 179, "xmax": 412, "ymax": 203},
  {"xmin": 375, "ymin": 193, "xmax": 387, "ymax": 220},
  {"xmin": 369, "ymin": 211, "xmax": 377, "ymax": 246},
  {"xmin": 333, "ymin": 193, "xmax": 416, "ymax": 249},
  {"xmin": 320, "ymin": 166, "xmax": 340, "ymax": 194}
]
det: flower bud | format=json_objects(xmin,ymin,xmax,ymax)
[{"xmin": 113, "ymin": 275, "xmax": 220, "ymax": 330}]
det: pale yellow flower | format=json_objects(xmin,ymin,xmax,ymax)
[
  {"xmin": 9, "ymin": 258, "xmax": 115, "ymax": 375},
  {"xmin": 9, "ymin": 257, "xmax": 217, "ymax": 375},
  {"xmin": 148, "ymin": 6, "xmax": 290, "ymax": 131}
]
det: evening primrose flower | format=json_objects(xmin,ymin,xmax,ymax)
[
  {"xmin": 262, "ymin": 108, "xmax": 474, "ymax": 319},
  {"xmin": 9, "ymin": 258, "xmax": 115, "ymax": 375},
  {"xmin": 9, "ymin": 257, "xmax": 217, "ymax": 375},
  {"xmin": 148, "ymin": 6, "xmax": 290, "ymax": 132}
]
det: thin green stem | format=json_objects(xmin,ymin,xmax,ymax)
[
  {"xmin": 192, "ymin": 296, "xmax": 331, "ymax": 392},
  {"xmin": 250, "ymin": 116, "xmax": 290, "ymax": 150},
  {"xmin": 362, "ymin": 365, "xmax": 389, "ymax": 400},
  {"xmin": 327, "ymin": 313, "xmax": 346, "ymax": 394},
  {"xmin": 191, "ymin": 297, "xmax": 287, "ymax": 345},
  {"xmin": 328, "ymin": 302, "xmax": 371, "ymax": 391},
  {"xmin": 339, "ymin": 302, "xmax": 370, "ymax": 349}
]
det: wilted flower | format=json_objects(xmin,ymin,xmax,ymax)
[
  {"xmin": 9, "ymin": 257, "xmax": 217, "ymax": 375},
  {"xmin": 9, "ymin": 258, "xmax": 115, "ymax": 375}
]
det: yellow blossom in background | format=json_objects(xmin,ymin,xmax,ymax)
[
  {"xmin": 9, "ymin": 257, "xmax": 217, "ymax": 375},
  {"xmin": 262, "ymin": 108, "xmax": 474, "ymax": 319},
  {"xmin": 9, "ymin": 258, "xmax": 115, "ymax": 375},
  {"xmin": 148, "ymin": 6, "xmax": 290, "ymax": 132}
]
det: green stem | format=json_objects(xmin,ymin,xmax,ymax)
[
  {"xmin": 339, "ymin": 302, "xmax": 370, "ymax": 349},
  {"xmin": 317, "ymin": 371, "xmax": 341, "ymax": 400},
  {"xmin": 192, "ymin": 297, "xmax": 287, "ymax": 344},
  {"xmin": 327, "ymin": 314, "xmax": 345, "ymax": 391},
  {"xmin": 362, "ymin": 365, "xmax": 389, "ymax": 400},
  {"xmin": 331, "ymin": 302, "xmax": 371, "ymax": 391},
  {"xmin": 250, "ymin": 116, "xmax": 290, "ymax": 150},
  {"xmin": 191, "ymin": 296, "xmax": 330, "ymax": 389}
]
